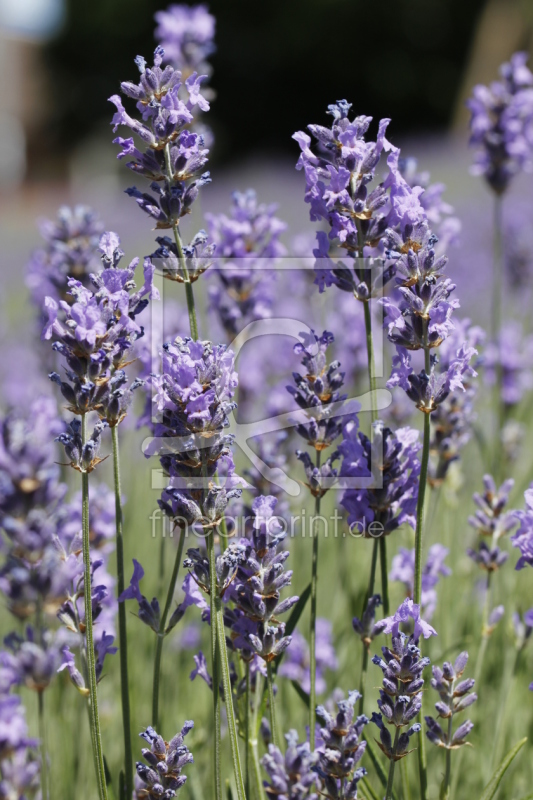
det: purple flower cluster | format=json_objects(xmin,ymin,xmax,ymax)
[
  {"xmin": 26, "ymin": 205, "xmax": 105, "ymax": 312},
  {"xmin": 134, "ymin": 722, "xmax": 194, "ymax": 799},
  {"xmin": 287, "ymin": 331, "xmax": 347, "ymax": 497},
  {"xmin": 484, "ymin": 322, "xmax": 533, "ymax": 408},
  {"xmin": 426, "ymin": 319, "xmax": 483, "ymax": 484},
  {"xmin": 293, "ymin": 101, "xmax": 396, "ymax": 297},
  {"xmin": 261, "ymin": 730, "xmax": 318, "ymax": 800},
  {"xmin": 226, "ymin": 495, "xmax": 299, "ymax": 664},
  {"xmin": 371, "ymin": 629, "xmax": 429, "ymax": 761},
  {"xmin": 154, "ymin": 4, "xmax": 215, "ymax": 76},
  {"xmin": 512, "ymin": 487, "xmax": 533, "ymax": 570},
  {"xmin": 44, "ymin": 232, "xmax": 156, "ymax": 424},
  {"xmin": 315, "ymin": 691, "xmax": 367, "ymax": 800},
  {"xmin": 390, "ymin": 544, "xmax": 451, "ymax": 620},
  {"xmin": 467, "ymin": 475, "xmax": 517, "ymax": 574},
  {"xmin": 467, "ymin": 52, "xmax": 533, "ymax": 194},
  {"xmin": 206, "ymin": 190, "xmax": 287, "ymax": 338},
  {"xmin": 148, "ymin": 336, "xmax": 241, "ymax": 529},
  {"xmin": 0, "ymin": 688, "xmax": 40, "ymax": 799},
  {"xmin": 340, "ymin": 420, "xmax": 420, "ymax": 536},
  {"xmin": 110, "ymin": 46, "xmax": 213, "ymax": 283},
  {"xmin": 425, "ymin": 652, "xmax": 477, "ymax": 749},
  {"xmin": 278, "ymin": 618, "xmax": 337, "ymax": 695}
]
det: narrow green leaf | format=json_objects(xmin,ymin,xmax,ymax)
[
  {"xmin": 289, "ymin": 680, "xmax": 310, "ymax": 710},
  {"xmin": 361, "ymin": 776, "xmax": 381, "ymax": 800},
  {"xmin": 365, "ymin": 739, "xmax": 398, "ymax": 800},
  {"xmin": 283, "ymin": 583, "xmax": 311, "ymax": 637},
  {"xmin": 479, "ymin": 737, "xmax": 527, "ymax": 800}
]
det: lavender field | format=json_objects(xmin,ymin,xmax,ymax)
[{"xmin": 2, "ymin": 5, "xmax": 533, "ymax": 800}]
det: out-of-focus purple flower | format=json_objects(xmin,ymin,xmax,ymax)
[
  {"xmin": 376, "ymin": 598, "xmax": 437, "ymax": 641},
  {"xmin": 390, "ymin": 544, "xmax": 451, "ymax": 620},
  {"xmin": 467, "ymin": 475, "xmax": 518, "ymax": 574},
  {"xmin": 467, "ymin": 52, "xmax": 533, "ymax": 194},
  {"xmin": 261, "ymin": 729, "xmax": 318, "ymax": 800},
  {"xmin": 484, "ymin": 322, "xmax": 533, "ymax": 407},
  {"xmin": 26, "ymin": 205, "xmax": 105, "ymax": 312},
  {"xmin": 352, "ymin": 594, "xmax": 383, "ymax": 647},
  {"xmin": 134, "ymin": 722, "xmax": 194, "ymax": 799},
  {"xmin": 3, "ymin": 629, "xmax": 62, "ymax": 692},
  {"xmin": 154, "ymin": 4, "xmax": 215, "ymax": 75},
  {"xmin": 278, "ymin": 618, "xmax": 337, "ymax": 695},
  {"xmin": 425, "ymin": 651, "xmax": 477, "ymax": 749},
  {"xmin": 340, "ymin": 419, "xmax": 420, "ymax": 537},
  {"xmin": 190, "ymin": 650, "xmax": 212, "ymax": 689},
  {"xmin": 119, "ymin": 559, "xmax": 163, "ymax": 634},
  {"xmin": 427, "ymin": 319, "xmax": 484, "ymax": 484},
  {"xmin": 206, "ymin": 190, "xmax": 287, "ymax": 339},
  {"xmin": 0, "ymin": 688, "xmax": 40, "ymax": 798},
  {"xmin": 512, "ymin": 487, "xmax": 533, "ymax": 570}
]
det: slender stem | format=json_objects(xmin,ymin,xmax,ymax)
[
  {"xmin": 251, "ymin": 674, "xmax": 265, "ymax": 800},
  {"xmin": 363, "ymin": 299, "xmax": 389, "ymax": 615},
  {"xmin": 492, "ymin": 194, "xmax": 504, "ymax": 477},
  {"xmin": 164, "ymin": 143, "xmax": 199, "ymax": 340},
  {"xmin": 38, "ymin": 691, "xmax": 49, "ymax": 800},
  {"xmin": 379, "ymin": 536, "xmax": 389, "ymax": 616},
  {"xmin": 215, "ymin": 586, "xmax": 246, "ymax": 800},
  {"xmin": 358, "ymin": 541, "xmax": 379, "ymax": 715},
  {"xmin": 491, "ymin": 194, "xmax": 503, "ymax": 356},
  {"xmin": 414, "ymin": 341, "xmax": 431, "ymax": 800},
  {"xmin": 206, "ymin": 524, "xmax": 222, "ymax": 800},
  {"xmin": 245, "ymin": 663, "xmax": 250, "ymax": 800},
  {"xmin": 400, "ymin": 757, "xmax": 411, "ymax": 800},
  {"xmin": 111, "ymin": 426, "xmax": 133, "ymax": 799},
  {"xmin": 363, "ymin": 300, "xmax": 378, "ymax": 422},
  {"xmin": 385, "ymin": 728, "xmax": 400, "ymax": 800},
  {"xmin": 266, "ymin": 661, "xmax": 279, "ymax": 749},
  {"xmin": 152, "ymin": 529, "xmax": 186, "ymax": 729},
  {"xmin": 309, "ymin": 451, "xmax": 322, "ymax": 751},
  {"xmin": 158, "ymin": 536, "xmax": 166, "ymax": 599},
  {"xmin": 81, "ymin": 414, "xmax": 108, "ymax": 800}
]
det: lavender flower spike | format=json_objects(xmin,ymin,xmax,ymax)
[
  {"xmin": 261, "ymin": 730, "xmax": 318, "ymax": 800},
  {"xmin": 376, "ymin": 598, "xmax": 437, "ymax": 641},
  {"xmin": 425, "ymin": 651, "xmax": 477, "ymax": 749},
  {"xmin": 134, "ymin": 721, "xmax": 194, "ymax": 799},
  {"xmin": 512, "ymin": 487, "xmax": 533, "ymax": 570},
  {"xmin": 315, "ymin": 691, "xmax": 367, "ymax": 799}
]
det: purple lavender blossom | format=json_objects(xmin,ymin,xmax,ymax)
[
  {"xmin": 484, "ymin": 322, "xmax": 533, "ymax": 407},
  {"xmin": 110, "ymin": 46, "xmax": 213, "ymax": 279},
  {"xmin": 352, "ymin": 594, "xmax": 383, "ymax": 647},
  {"xmin": 229, "ymin": 496, "xmax": 299, "ymax": 663},
  {"xmin": 390, "ymin": 544, "xmax": 451, "ymax": 620},
  {"xmin": 261, "ymin": 730, "xmax": 318, "ymax": 800},
  {"xmin": 340, "ymin": 419, "xmax": 420, "ymax": 537},
  {"xmin": 0, "ymin": 689, "xmax": 40, "ymax": 798},
  {"xmin": 467, "ymin": 52, "xmax": 533, "ymax": 194},
  {"xmin": 26, "ymin": 205, "xmax": 105, "ymax": 311},
  {"xmin": 376, "ymin": 598, "xmax": 437, "ymax": 641},
  {"xmin": 278, "ymin": 618, "xmax": 337, "ymax": 694},
  {"xmin": 512, "ymin": 487, "xmax": 533, "ymax": 570},
  {"xmin": 315, "ymin": 691, "xmax": 367, "ymax": 799},
  {"xmin": 467, "ymin": 475, "xmax": 518, "ymax": 573},
  {"xmin": 372, "ymin": 632, "xmax": 429, "ymax": 761},
  {"xmin": 134, "ymin": 722, "xmax": 194, "ymax": 799},
  {"xmin": 206, "ymin": 190, "xmax": 287, "ymax": 338},
  {"xmin": 155, "ymin": 4, "xmax": 215, "ymax": 75},
  {"xmin": 425, "ymin": 651, "xmax": 477, "ymax": 749}
]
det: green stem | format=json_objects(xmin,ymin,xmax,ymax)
[
  {"xmin": 215, "ymin": 585, "xmax": 246, "ymax": 800},
  {"xmin": 309, "ymin": 450, "xmax": 322, "ymax": 751},
  {"xmin": 251, "ymin": 674, "xmax": 265, "ymax": 800},
  {"xmin": 38, "ymin": 691, "xmax": 49, "ymax": 800},
  {"xmin": 400, "ymin": 757, "xmax": 411, "ymax": 800},
  {"xmin": 111, "ymin": 426, "xmax": 133, "ymax": 799},
  {"xmin": 266, "ymin": 661, "xmax": 279, "ymax": 749},
  {"xmin": 414, "ymin": 342, "xmax": 431, "ymax": 800},
  {"xmin": 492, "ymin": 194, "xmax": 504, "ymax": 477},
  {"xmin": 245, "ymin": 663, "xmax": 250, "ymax": 800},
  {"xmin": 385, "ymin": 728, "xmax": 401, "ymax": 800},
  {"xmin": 206, "ymin": 527, "xmax": 222, "ymax": 800},
  {"xmin": 363, "ymin": 298, "xmax": 389, "ymax": 615},
  {"xmin": 164, "ymin": 143, "xmax": 199, "ymax": 340},
  {"xmin": 81, "ymin": 414, "xmax": 108, "ymax": 800},
  {"xmin": 358, "ymin": 541, "xmax": 379, "ymax": 715},
  {"xmin": 152, "ymin": 529, "xmax": 186, "ymax": 729}
]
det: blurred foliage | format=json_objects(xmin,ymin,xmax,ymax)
[{"xmin": 45, "ymin": 0, "xmax": 486, "ymax": 162}]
